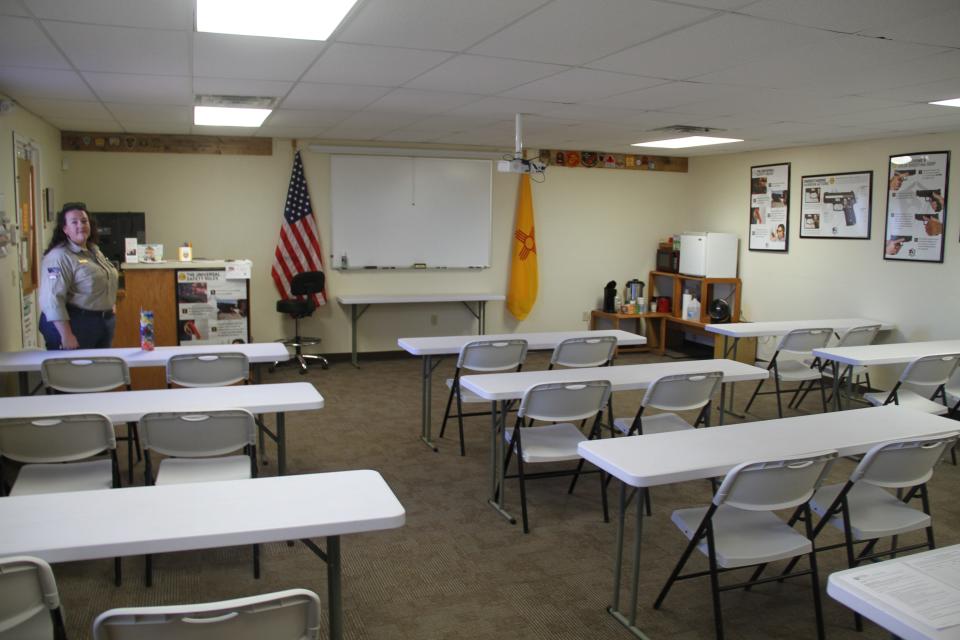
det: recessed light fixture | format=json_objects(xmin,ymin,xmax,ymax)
[
  {"xmin": 196, "ymin": 0, "xmax": 358, "ymax": 41},
  {"xmin": 194, "ymin": 106, "xmax": 271, "ymax": 127},
  {"xmin": 890, "ymin": 155, "xmax": 913, "ymax": 165},
  {"xmin": 929, "ymin": 97, "xmax": 960, "ymax": 108},
  {"xmin": 631, "ymin": 136, "xmax": 743, "ymax": 149}
]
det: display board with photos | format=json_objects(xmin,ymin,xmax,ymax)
[
  {"xmin": 883, "ymin": 151, "xmax": 949, "ymax": 263},
  {"xmin": 175, "ymin": 269, "xmax": 250, "ymax": 345},
  {"xmin": 800, "ymin": 171, "xmax": 873, "ymax": 239},
  {"xmin": 749, "ymin": 163, "xmax": 790, "ymax": 252}
]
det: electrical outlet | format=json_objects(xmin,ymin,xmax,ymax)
[
  {"xmin": 582, "ymin": 311, "xmax": 590, "ymax": 322},
  {"xmin": 430, "ymin": 314, "xmax": 438, "ymax": 326}
]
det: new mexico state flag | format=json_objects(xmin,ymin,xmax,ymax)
[{"xmin": 506, "ymin": 173, "xmax": 538, "ymax": 320}]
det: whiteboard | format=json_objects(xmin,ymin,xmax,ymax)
[{"xmin": 330, "ymin": 155, "xmax": 492, "ymax": 269}]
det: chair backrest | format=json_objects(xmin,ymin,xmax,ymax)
[
  {"xmin": 92, "ymin": 588, "xmax": 321, "ymax": 640},
  {"xmin": 550, "ymin": 336, "xmax": 616, "ymax": 368},
  {"xmin": 290, "ymin": 271, "xmax": 325, "ymax": 297},
  {"xmin": 776, "ymin": 328, "xmax": 833, "ymax": 354},
  {"xmin": 167, "ymin": 353, "xmax": 250, "ymax": 387},
  {"xmin": 836, "ymin": 324, "xmax": 880, "ymax": 348},
  {"xmin": 0, "ymin": 414, "xmax": 115, "ymax": 464},
  {"xmin": 642, "ymin": 371, "xmax": 723, "ymax": 412},
  {"xmin": 713, "ymin": 450, "xmax": 837, "ymax": 511},
  {"xmin": 41, "ymin": 356, "xmax": 130, "ymax": 392},
  {"xmin": 900, "ymin": 353, "xmax": 960, "ymax": 388},
  {"xmin": 457, "ymin": 339, "xmax": 528, "ymax": 372},
  {"xmin": 140, "ymin": 410, "xmax": 256, "ymax": 458},
  {"xmin": 0, "ymin": 556, "xmax": 62, "ymax": 640},
  {"xmin": 852, "ymin": 432, "xmax": 959, "ymax": 488},
  {"xmin": 518, "ymin": 380, "xmax": 612, "ymax": 423}
]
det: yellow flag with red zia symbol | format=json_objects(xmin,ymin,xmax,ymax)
[{"xmin": 506, "ymin": 173, "xmax": 538, "ymax": 320}]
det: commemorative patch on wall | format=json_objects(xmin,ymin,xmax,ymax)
[{"xmin": 538, "ymin": 149, "xmax": 688, "ymax": 173}]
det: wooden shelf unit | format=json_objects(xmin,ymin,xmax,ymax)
[{"xmin": 648, "ymin": 271, "xmax": 742, "ymax": 327}]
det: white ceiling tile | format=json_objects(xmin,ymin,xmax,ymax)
[
  {"xmin": 105, "ymin": 103, "xmax": 190, "ymax": 123},
  {"xmin": 255, "ymin": 125, "xmax": 322, "ymax": 138},
  {"xmin": 194, "ymin": 33, "xmax": 324, "ymax": 81},
  {"xmin": 0, "ymin": 16, "xmax": 69, "ymax": 68},
  {"xmin": 589, "ymin": 81, "xmax": 746, "ymax": 111},
  {"xmin": 588, "ymin": 14, "xmax": 834, "ymax": 81},
  {"xmin": 375, "ymin": 129, "xmax": 447, "ymax": 142},
  {"xmin": 740, "ymin": 0, "xmax": 958, "ymax": 34},
  {"xmin": 448, "ymin": 96, "xmax": 563, "ymax": 117},
  {"xmin": 303, "ymin": 43, "xmax": 451, "ymax": 86},
  {"xmin": 798, "ymin": 103, "xmax": 958, "ymax": 126},
  {"xmin": 48, "ymin": 116, "xmax": 122, "ymax": 131},
  {"xmin": 365, "ymin": 88, "xmax": 480, "ymax": 114},
  {"xmin": 391, "ymin": 114, "xmax": 503, "ymax": 133},
  {"xmin": 43, "ymin": 21, "xmax": 189, "ymax": 74},
  {"xmin": 826, "ymin": 50, "xmax": 960, "ymax": 97},
  {"xmin": 193, "ymin": 77, "xmax": 294, "ymax": 98},
  {"xmin": 540, "ymin": 103, "xmax": 649, "ymax": 123},
  {"xmin": 859, "ymin": 77, "xmax": 960, "ymax": 104},
  {"xmin": 282, "ymin": 83, "xmax": 390, "ymax": 109},
  {"xmin": 674, "ymin": 0, "xmax": 760, "ymax": 8},
  {"xmin": 0, "ymin": 1, "xmax": 30, "ymax": 16},
  {"xmin": 332, "ymin": 110, "xmax": 424, "ymax": 130},
  {"xmin": 17, "ymin": 96, "xmax": 112, "ymax": 119},
  {"xmin": 501, "ymin": 69, "xmax": 664, "ymax": 103},
  {"xmin": 405, "ymin": 55, "xmax": 566, "ymax": 95},
  {"xmin": 265, "ymin": 109, "xmax": 351, "ymax": 128},
  {"xmin": 25, "ymin": 0, "xmax": 194, "ymax": 29},
  {"xmin": 468, "ymin": 0, "xmax": 714, "ymax": 66},
  {"xmin": 884, "ymin": 112, "xmax": 960, "ymax": 132},
  {"xmin": 0, "ymin": 66, "xmax": 94, "ymax": 100},
  {"xmin": 861, "ymin": 7, "xmax": 960, "ymax": 48},
  {"xmin": 434, "ymin": 127, "xmax": 515, "ymax": 146},
  {"xmin": 84, "ymin": 72, "xmax": 192, "ymax": 104},
  {"xmin": 338, "ymin": 0, "xmax": 549, "ymax": 51}
]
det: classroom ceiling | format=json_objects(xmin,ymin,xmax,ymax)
[{"xmin": 1, "ymin": 0, "xmax": 960, "ymax": 156}]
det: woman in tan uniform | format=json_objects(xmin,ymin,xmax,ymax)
[{"xmin": 38, "ymin": 202, "xmax": 119, "ymax": 350}]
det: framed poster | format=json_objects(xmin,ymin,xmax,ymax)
[
  {"xmin": 883, "ymin": 151, "xmax": 949, "ymax": 263},
  {"xmin": 800, "ymin": 171, "xmax": 872, "ymax": 239},
  {"xmin": 749, "ymin": 163, "xmax": 790, "ymax": 252},
  {"xmin": 175, "ymin": 269, "xmax": 251, "ymax": 345}
]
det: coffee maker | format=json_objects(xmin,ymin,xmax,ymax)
[
  {"xmin": 625, "ymin": 279, "xmax": 644, "ymax": 303},
  {"xmin": 603, "ymin": 281, "xmax": 617, "ymax": 313}
]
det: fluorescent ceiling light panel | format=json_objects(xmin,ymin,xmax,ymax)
[
  {"xmin": 929, "ymin": 97, "xmax": 960, "ymax": 107},
  {"xmin": 194, "ymin": 106, "xmax": 271, "ymax": 127},
  {"xmin": 196, "ymin": 0, "xmax": 358, "ymax": 41},
  {"xmin": 632, "ymin": 136, "xmax": 743, "ymax": 149}
]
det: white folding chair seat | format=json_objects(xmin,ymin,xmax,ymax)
[
  {"xmin": 775, "ymin": 358, "xmax": 825, "ymax": 381},
  {"xmin": 613, "ymin": 412, "xmax": 692, "ymax": 435},
  {"xmin": 440, "ymin": 339, "xmax": 528, "ymax": 456},
  {"xmin": 12, "ymin": 459, "xmax": 115, "ymax": 496},
  {"xmin": 153, "ymin": 455, "xmax": 252, "ymax": 485},
  {"xmin": 864, "ymin": 353, "xmax": 959, "ymax": 416},
  {"xmin": 504, "ymin": 422, "xmax": 583, "ymax": 463},
  {"xmin": 92, "ymin": 588, "xmax": 321, "ymax": 640},
  {"xmin": 614, "ymin": 371, "xmax": 722, "ymax": 436},
  {"xmin": 0, "ymin": 556, "xmax": 66, "ymax": 640},
  {"xmin": 864, "ymin": 388, "xmax": 950, "ymax": 414},
  {"xmin": 810, "ymin": 482, "xmax": 931, "ymax": 539}
]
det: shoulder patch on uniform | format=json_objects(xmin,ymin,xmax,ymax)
[{"xmin": 47, "ymin": 266, "xmax": 61, "ymax": 276}]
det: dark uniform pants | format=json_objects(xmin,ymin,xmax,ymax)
[{"xmin": 39, "ymin": 310, "xmax": 116, "ymax": 350}]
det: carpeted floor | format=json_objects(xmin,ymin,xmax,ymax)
[{"xmin": 53, "ymin": 349, "xmax": 960, "ymax": 639}]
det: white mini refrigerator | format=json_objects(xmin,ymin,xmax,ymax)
[{"xmin": 679, "ymin": 232, "xmax": 738, "ymax": 278}]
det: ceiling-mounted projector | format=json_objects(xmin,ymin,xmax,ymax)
[{"xmin": 497, "ymin": 113, "xmax": 545, "ymax": 175}]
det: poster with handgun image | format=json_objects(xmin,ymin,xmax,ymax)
[
  {"xmin": 883, "ymin": 151, "xmax": 949, "ymax": 263},
  {"xmin": 175, "ymin": 269, "xmax": 250, "ymax": 345},
  {"xmin": 800, "ymin": 171, "xmax": 872, "ymax": 239},
  {"xmin": 749, "ymin": 162, "xmax": 790, "ymax": 252}
]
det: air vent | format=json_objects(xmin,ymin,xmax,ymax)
[
  {"xmin": 195, "ymin": 95, "xmax": 277, "ymax": 109},
  {"xmin": 647, "ymin": 124, "xmax": 725, "ymax": 134}
]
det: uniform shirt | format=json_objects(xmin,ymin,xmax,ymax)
[{"xmin": 40, "ymin": 240, "xmax": 119, "ymax": 321}]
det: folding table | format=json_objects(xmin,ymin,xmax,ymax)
[
  {"xmin": 577, "ymin": 405, "xmax": 958, "ymax": 639},
  {"xmin": 398, "ymin": 329, "xmax": 646, "ymax": 451},
  {"xmin": 0, "ymin": 471, "xmax": 405, "ymax": 640},
  {"xmin": 459, "ymin": 359, "xmax": 767, "ymax": 525}
]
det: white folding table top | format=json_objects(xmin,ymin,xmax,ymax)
[
  {"xmin": 814, "ymin": 339, "xmax": 960, "ymax": 366},
  {"xmin": 828, "ymin": 544, "xmax": 960, "ymax": 640},
  {"xmin": 579, "ymin": 405, "xmax": 958, "ymax": 488},
  {"xmin": 0, "ymin": 382, "xmax": 323, "ymax": 423},
  {"xmin": 398, "ymin": 329, "xmax": 646, "ymax": 356},
  {"xmin": 460, "ymin": 359, "xmax": 766, "ymax": 402},
  {"xmin": 0, "ymin": 342, "xmax": 290, "ymax": 373},
  {"xmin": 705, "ymin": 318, "xmax": 894, "ymax": 338},
  {"xmin": 337, "ymin": 293, "xmax": 504, "ymax": 305},
  {"xmin": 0, "ymin": 471, "xmax": 405, "ymax": 563}
]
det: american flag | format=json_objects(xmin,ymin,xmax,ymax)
[{"xmin": 272, "ymin": 151, "xmax": 326, "ymax": 306}]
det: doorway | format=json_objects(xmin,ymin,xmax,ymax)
[{"xmin": 13, "ymin": 135, "xmax": 42, "ymax": 348}]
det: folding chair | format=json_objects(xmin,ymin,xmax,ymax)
[
  {"xmin": 41, "ymin": 356, "xmax": 141, "ymax": 484},
  {"xmin": 743, "ymin": 328, "xmax": 832, "ymax": 418},
  {"xmin": 0, "ymin": 556, "xmax": 67, "ymax": 640},
  {"xmin": 654, "ymin": 450, "xmax": 837, "ymax": 640},
  {"xmin": 140, "ymin": 409, "xmax": 259, "ymax": 587},
  {"xmin": 864, "ymin": 353, "xmax": 960, "ymax": 415},
  {"xmin": 613, "ymin": 371, "xmax": 722, "ymax": 436},
  {"xmin": 439, "ymin": 339, "xmax": 528, "ymax": 456},
  {"xmin": 166, "ymin": 352, "xmax": 250, "ymax": 387},
  {"xmin": 503, "ymin": 380, "xmax": 612, "ymax": 533},
  {"xmin": 793, "ymin": 324, "xmax": 880, "ymax": 408},
  {"xmin": 549, "ymin": 336, "xmax": 617, "ymax": 431},
  {"xmin": 92, "ymin": 588, "xmax": 321, "ymax": 640},
  {"xmin": 0, "ymin": 414, "xmax": 122, "ymax": 586}
]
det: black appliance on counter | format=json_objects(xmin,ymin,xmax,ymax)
[{"xmin": 603, "ymin": 281, "xmax": 618, "ymax": 313}]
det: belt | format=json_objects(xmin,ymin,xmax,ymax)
[{"xmin": 67, "ymin": 305, "xmax": 114, "ymax": 319}]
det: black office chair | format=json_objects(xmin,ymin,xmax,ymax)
[{"xmin": 272, "ymin": 271, "xmax": 329, "ymax": 373}]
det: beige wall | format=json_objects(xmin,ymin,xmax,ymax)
[
  {"xmin": 688, "ymin": 131, "xmax": 960, "ymax": 367},
  {"xmin": 62, "ymin": 143, "xmax": 692, "ymax": 354}
]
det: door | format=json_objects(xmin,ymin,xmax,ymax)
[{"xmin": 13, "ymin": 136, "xmax": 41, "ymax": 348}]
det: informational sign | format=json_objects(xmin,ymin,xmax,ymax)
[
  {"xmin": 749, "ymin": 163, "xmax": 790, "ymax": 252},
  {"xmin": 175, "ymin": 269, "xmax": 250, "ymax": 345},
  {"xmin": 884, "ymin": 151, "xmax": 949, "ymax": 263},
  {"xmin": 800, "ymin": 171, "xmax": 873, "ymax": 239}
]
